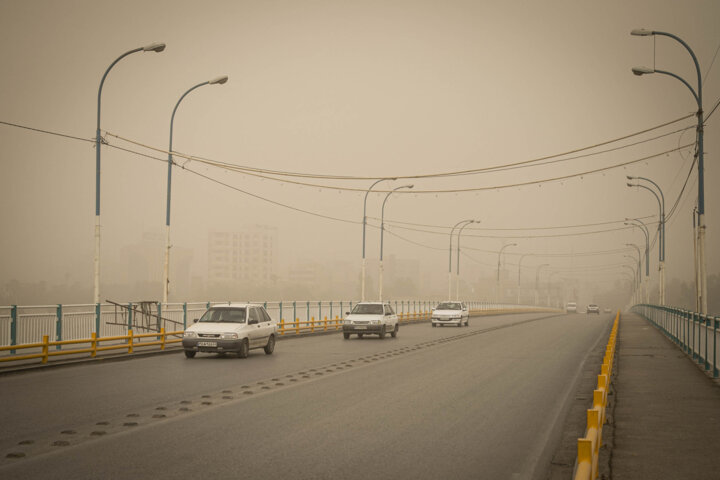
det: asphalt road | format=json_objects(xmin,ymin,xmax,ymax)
[{"xmin": 0, "ymin": 312, "xmax": 613, "ymax": 479}]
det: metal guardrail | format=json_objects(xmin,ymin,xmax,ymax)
[
  {"xmin": 631, "ymin": 304, "xmax": 719, "ymax": 378},
  {"xmin": 574, "ymin": 311, "xmax": 619, "ymax": 480},
  {"xmin": 0, "ymin": 328, "xmax": 182, "ymax": 365},
  {"xmin": 0, "ymin": 302, "xmax": 556, "ymax": 368}
]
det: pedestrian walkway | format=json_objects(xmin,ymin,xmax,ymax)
[{"xmin": 611, "ymin": 312, "xmax": 720, "ymax": 479}]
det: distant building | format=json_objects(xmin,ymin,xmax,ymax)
[{"xmin": 207, "ymin": 225, "xmax": 278, "ymax": 286}]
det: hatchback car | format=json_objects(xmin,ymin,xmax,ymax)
[
  {"xmin": 587, "ymin": 304, "xmax": 600, "ymax": 314},
  {"xmin": 343, "ymin": 302, "xmax": 398, "ymax": 339},
  {"xmin": 182, "ymin": 303, "xmax": 277, "ymax": 358},
  {"xmin": 431, "ymin": 301, "xmax": 469, "ymax": 327}
]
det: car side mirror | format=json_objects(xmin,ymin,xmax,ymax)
[
  {"xmin": 345, "ymin": 311, "xmax": 350, "ymax": 316},
  {"xmin": 249, "ymin": 319, "xmax": 258, "ymax": 325},
  {"xmin": 193, "ymin": 318, "xmax": 199, "ymax": 323}
]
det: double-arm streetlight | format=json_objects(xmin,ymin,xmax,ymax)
[
  {"xmin": 626, "ymin": 177, "xmax": 665, "ymax": 304},
  {"xmin": 631, "ymin": 28, "xmax": 707, "ymax": 313},
  {"xmin": 455, "ymin": 220, "xmax": 479, "ymax": 300},
  {"xmin": 361, "ymin": 178, "xmax": 396, "ymax": 301},
  {"xmin": 448, "ymin": 219, "xmax": 475, "ymax": 300},
  {"xmin": 94, "ymin": 42, "xmax": 166, "ymax": 305},
  {"xmin": 163, "ymin": 75, "xmax": 229, "ymax": 304},
  {"xmin": 379, "ymin": 185, "xmax": 413, "ymax": 301},
  {"xmin": 496, "ymin": 243, "xmax": 517, "ymax": 303}
]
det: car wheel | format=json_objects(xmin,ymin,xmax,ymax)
[
  {"xmin": 391, "ymin": 323, "xmax": 398, "ymax": 338},
  {"xmin": 238, "ymin": 338, "xmax": 249, "ymax": 359},
  {"xmin": 358, "ymin": 333, "xmax": 364, "ymax": 339},
  {"xmin": 378, "ymin": 325, "xmax": 386, "ymax": 339},
  {"xmin": 465, "ymin": 318, "xmax": 470, "ymax": 327},
  {"xmin": 264, "ymin": 335, "xmax": 275, "ymax": 355},
  {"xmin": 184, "ymin": 350, "xmax": 196, "ymax": 359},
  {"xmin": 343, "ymin": 332, "xmax": 350, "ymax": 339},
  {"xmin": 432, "ymin": 323, "xmax": 437, "ymax": 328}
]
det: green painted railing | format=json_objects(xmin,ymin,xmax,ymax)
[{"xmin": 631, "ymin": 304, "xmax": 719, "ymax": 378}]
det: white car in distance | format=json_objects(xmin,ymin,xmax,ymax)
[
  {"xmin": 343, "ymin": 302, "xmax": 399, "ymax": 339},
  {"xmin": 182, "ymin": 303, "xmax": 277, "ymax": 359},
  {"xmin": 431, "ymin": 301, "xmax": 469, "ymax": 327}
]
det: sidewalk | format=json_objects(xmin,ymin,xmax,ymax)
[{"xmin": 611, "ymin": 312, "xmax": 720, "ymax": 479}]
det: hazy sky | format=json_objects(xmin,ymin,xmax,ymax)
[{"xmin": 1, "ymin": 0, "xmax": 718, "ymax": 302}]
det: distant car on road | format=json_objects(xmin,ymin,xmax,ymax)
[
  {"xmin": 587, "ymin": 304, "xmax": 600, "ymax": 314},
  {"xmin": 431, "ymin": 301, "xmax": 469, "ymax": 327},
  {"xmin": 343, "ymin": 302, "xmax": 398, "ymax": 339},
  {"xmin": 603, "ymin": 308, "xmax": 612, "ymax": 313},
  {"xmin": 182, "ymin": 303, "xmax": 277, "ymax": 359},
  {"xmin": 566, "ymin": 302, "xmax": 577, "ymax": 313}
]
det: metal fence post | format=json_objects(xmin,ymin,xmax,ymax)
[
  {"xmin": 306, "ymin": 301, "xmax": 310, "ymax": 327},
  {"xmin": 95, "ymin": 303, "xmax": 101, "ymax": 337},
  {"xmin": 10, "ymin": 305, "xmax": 17, "ymax": 354},
  {"xmin": 704, "ymin": 315, "xmax": 710, "ymax": 370},
  {"xmin": 56, "ymin": 304, "xmax": 62, "ymax": 350},
  {"xmin": 183, "ymin": 302, "xmax": 187, "ymax": 330},
  {"xmin": 713, "ymin": 318, "xmax": 718, "ymax": 378},
  {"xmin": 279, "ymin": 301, "xmax": 283, "ymax": 324}
]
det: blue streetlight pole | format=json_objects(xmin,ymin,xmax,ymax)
[
  {"xmin": 94, "ymin": 42, "xmax": 166, "ymax": 305},
  {"xmin": 379, "ymin": 185, "xmax": 413, "ymax": 301},
  {"xmin": 361, "ymin": 178, "xmax": 396, "ymax": 301},
  {"xmin": 631, "ymin": 28, "xmax": 707, "ymax": 313},
  {"xmin": 163, "ymin": 75, "xmax": 229, "ymax": 304}
]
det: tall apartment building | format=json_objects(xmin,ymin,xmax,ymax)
[{"xmin": 207, "ymin": 225, "xmax": 278, "ymax": 285}]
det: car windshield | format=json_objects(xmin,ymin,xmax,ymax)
[
  {"xmin": 199, "ymin": 308, "xmax": 247, "ymax": 323},
  {"xmin": 436, "ymin": 302, "xmax": 461, "ymax": 310},
  {"xmin": 351, "ymin": 304, "xmax": 384, "ymax": 315}
]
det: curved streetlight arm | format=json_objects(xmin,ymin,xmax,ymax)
[
  {"xmin": 627, "ymin": 183, "xmax": 663, "ymax": 261},
  {"xmin": 456, "ymin": 221, "xmax": 476, "ymax": 276},
  {"xmin": 362, "ymin": 178, "xmax": 396, "ymax": 259},
  {"xmin": 380, "ymin": 185, "xmax": 413, "ymax": 261},
  {"xmin": 497, "ymin": 243, "xmax": 518, "ymax": 282},
  {"xmin": 449, "ymin": 219, "xmax": 473, "ymax": 274}
]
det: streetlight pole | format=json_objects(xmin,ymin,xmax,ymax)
[
  {"xmin": 94, "ymin": 42, "xmax": 166, "ymax": 305},
  {"xmin": 163, "ymin": 75, "xmax": 228, "ymax": 304},
  {"xmin": 448, "ymin": 219, "xmax": 474, "ymax": 300},
  {"xmin": 379, "ymin": 184, "xmax": 413, "ymax": 301},
  {"xmin": 535, "ymin": 264, "xmax": 549, "ymax": 306},
  {"xmin": 626, "ymin": 179, "xmax": 665, "ymax": 304},
  {"xmin": 625, "ymin": 243, "xmax": 643, "ymax": 303},
  {"xmin": 625, "ymin": 218, "xmax": 651, "ymax": 303},
  {"xmin": 456, "ymin": 221, "xmax": 478, "ymax": 300},
  {"xmin": 361, "ymin": 178, "xmax": 396, "ymax": 301},
  {"xmin": 631, "ymin": 28, "xmax": 706, "ymax": 313},
  {"xmin": 496, "ymin": 243, "xmax": 517, "ymax": 303}
]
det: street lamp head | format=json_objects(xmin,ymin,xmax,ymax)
[
  {"xmin": 209, "ymin": 75, "xmax": 229, "ymax": 85},
  {"xmin": 510, "ymin": 243, "xmax": 518, "ymax": 247},
  {"xmin": 630, "ymin": 28, "xmax": 653, "ymax": 36},
  {"xmin": 405, "ymin": 184, "xmax": 414, "ymax": 189},
  {"xmin": 143, "ymin": 42, "xmax": 166, "ymax": 53},
  {"xmin": 626, "ymin": 175, "xmax": 635, "ymax": 180},
  {"xmin": 632, "ymin": 66, "xmax": 655, "ymax": 76},
  {"xmin": 626, "ymin": 182, "xmax": 635, "ymax": 187}
]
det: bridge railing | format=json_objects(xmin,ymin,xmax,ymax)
[
  {"xmin": 0, "ymin": 301, "xmax": 557, "ymax": 367},
  {"xmin": 630, "ymin": 304, "xmax": 719, "ymax": 378}
]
